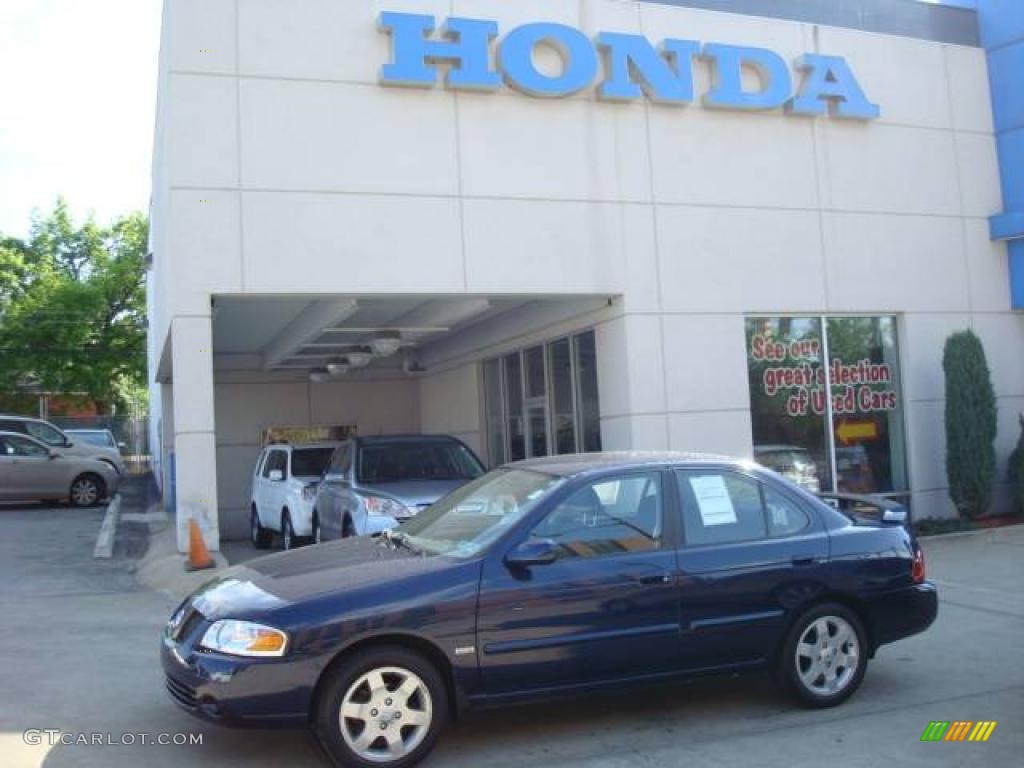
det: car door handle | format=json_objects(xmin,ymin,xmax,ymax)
[
  {"xmin": 791, "ymin": 556, "xmax": 819, "ymax": 567},
  {"xmin": 635, "ymin": 574, "xmax": 673, "ymax": 585}
]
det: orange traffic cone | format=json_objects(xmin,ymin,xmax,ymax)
[{"xmin": 185, "ymin": 518, "xmax": 215, "ymax": 572}]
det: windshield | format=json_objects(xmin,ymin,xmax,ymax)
[
  {"xmin": 290, "ymin": 448, "xmax": 336, "ymax": 477},
  {"xmin": 70, "ymin": 431, "xmax": 115, "ymax": 448},
  {"xmin": 25, "ymin": 421, "xmax": 66, "ymax": 446},
  {"xmin": 398, "ymin": 468, "xmax": 563, "ymax": 558},
  {"xmin": 357, "ymin": 442, "xmax": 485, "ymax": 484}
]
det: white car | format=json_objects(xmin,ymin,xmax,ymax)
[{"xmin": 250, "ymin": 442, "xmax": 340, "ymax": 550}]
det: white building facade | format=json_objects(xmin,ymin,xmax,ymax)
[{"xmin": 148, "ymin": 0, "xmax": 1024, "ymax": 551}]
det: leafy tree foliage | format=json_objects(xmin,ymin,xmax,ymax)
[
  {"xmin": 0, "ymin": 200, "xmax": 148, "ymax": 414},
  {"xmin": 942, "ymin": 330, "xmax": 997, "ymax": 519},
  {"xmin": 1008, "ymin": 415, "xmax": 1024, "ymax": 516}
]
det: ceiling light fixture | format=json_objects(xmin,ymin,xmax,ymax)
[
  {"xmin": 346, "ymin": 351, "xmax": 373, "ymax": 368},
  {"xmin": 309, "ymin": 371, "xmax": 330, "ymax": 384},
  {"xmin": 326, "ymin": 362, "xmax": 350, "ymax": 377},
  {"xmin": 369, "ymin": 333, "xmax": 403, "ymax": 358}
]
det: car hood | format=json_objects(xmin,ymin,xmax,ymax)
[
  {"xmin": 360, "ymin": 478, "xmax": 471, "ymax": 508},
  {"xmin": 66, "ymin": 441, "xmax": 122, "ymax": 465},
  {"xmin": 188, "ymin": 537, "xmax": 454, "ymax": 619}
]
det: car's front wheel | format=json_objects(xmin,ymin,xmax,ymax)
[
  {"xmin": 281, "ymin": 511, "xmax": 296, "ymax": 551},
  {"xmin": 251, "ymin": 506, "xmax": 272, "ymax": 549},
  {"xmin": 779, "ymin": 603, "xmax": 867, "ymax": 708},
  {"xmin": 69, "ymin": 474, "xmax": 104, "ymax": 507},
  {"xmin": 315, "ymin": 646, "xmax": 447, "ymax": 768}
]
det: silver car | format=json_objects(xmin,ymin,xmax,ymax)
[
  {"xmin": 0, "ymin": 415, "xmax": 125, "ymax": 475},
  {"xmin": 0, "ymin": 431, "xmax": 120, "ymax": 506},
  {"xmin": 314, "ymin": 435, "xmax": 485, "ymax": 541}
]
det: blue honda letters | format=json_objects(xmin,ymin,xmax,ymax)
[{"xmin": 378, "ymin": 11, "xmax": 880, "ymax": 120}]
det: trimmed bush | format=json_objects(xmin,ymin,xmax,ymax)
[
  {"xmin": 1008, "ymin": 414, "xmax": 1024, "ymax": 516},
  {"xmin": 942, "ymin": 330, "xmax": 997, "ymax": 519}
]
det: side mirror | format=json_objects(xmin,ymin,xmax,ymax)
[
  {"xmin": 64, "ymin": 439, "xmax": 74, "ymax": 448},
  {"xmin": 268, "ymin": 469, "xmax": 284, "ymax": 482},
  {"xmin": 505, "ymin": 538, "xmax": 559, "ymax": 569}
]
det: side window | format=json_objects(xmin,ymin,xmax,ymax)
[
  {"xmin": 25, "ymin": 421, "xmax": 64, "ymax": 446},
  {"xmin": 262, "ymin": 450, "xmax": 286, "ymax": 478},
  {"xmin": 255, "ymin": 450, "xmax": 269, "ymax": 476},
  {"xmin": 764, "ymin": 486, "xmax": 811, "ymax": 538},
  {"xmin": 529, "ymin": 473, "xmax": 662, "ymax": 560},
  {"xmin": 676, "ymin": 471, "xmax": 767, "ymax": 546},
  {"xmin": 6, "ymin": 435, "xmax": 50, "ymax": 458}
]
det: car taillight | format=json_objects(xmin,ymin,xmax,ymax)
[{"xmin": 912, "ymin": 548, "xmax": 926, "ymax": 583}]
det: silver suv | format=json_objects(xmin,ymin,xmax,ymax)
[
  {"xmin": 0, "ymin": 415, "xmax": 125, "ymax": 476},
  {"xmin": 0, "ymin": 431, "xmax": 120, "ymax": 506}
]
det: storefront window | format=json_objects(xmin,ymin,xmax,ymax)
[
  {"xmin": 746, "ymin": 316, "xmax": 906, "ymax": 497},
  {"xmin": 483, "ymin": 331, "xmax": 602, "ymax": 466}
]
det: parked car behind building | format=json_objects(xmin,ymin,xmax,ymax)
[
  {"xmin": 754, "ymin": 444, "xmax": 822, "ymax": 492},
  {"xmin": 64, "ymin": 428, "xmax": 121, "ymax": 452},
  {"xmin": 250, "ymin": 442, "xmax": 342, "ymax": 550},
  {"xmin": 314, "ymin": 435, "xmax": 485, "ymax": 541},
  {"xmin": 0, "ymin": 432, "xmax": 119, "ymax": 506}
]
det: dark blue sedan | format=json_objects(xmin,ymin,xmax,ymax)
[{"xmin": 162, "ymin": 453, "xmax": 937, "ymax": 767}]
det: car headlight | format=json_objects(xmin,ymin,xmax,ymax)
[
  {"xmin": 361, "ymin": 493, "xmax": 411, "ymax": 519},
  {"xmin": 199, "ymin": 620, "xmax": 288, "ymax": 657}
]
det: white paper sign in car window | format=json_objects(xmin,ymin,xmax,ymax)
[{"xmin": 689, "ymin": 475, "xmax": 738, "ymax": 527}]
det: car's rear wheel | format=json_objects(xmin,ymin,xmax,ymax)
[
  {"xmin": 342, "ymin": 516, "xmax": 355, "ymax": 539},
  {"xmin": 315, "ymin": 646, "xmax": 447, "ymax": 768},
  {"xmin": 251, "ymin": 505, "xmax": 272, "ymax": 549},
  {"xmin": 69, "ymin": 474, "xmax": 103, "ymax": 507},
  {"xmin": 779, "ymin": 603, "xmax": 867, "ymax": 708},
  {"xmin": 282, "ymin": 511, "xmax": 295, "ymax": 551}
]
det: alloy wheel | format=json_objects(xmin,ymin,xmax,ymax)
[
  {"xmin": 795, "ymin": 615, "xmax": 859, "ymax": 696},
  {"xmin": 339, "ymin": 666, "xmax": 433, "ymax": 763},
  {"xmin": 71, "ymin": 478, "xmax": 99, "ymax": 506}
]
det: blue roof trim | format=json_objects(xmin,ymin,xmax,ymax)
[{"xmin": 978, "ymin": 1, "xmax": 1024, "ymax": 309}]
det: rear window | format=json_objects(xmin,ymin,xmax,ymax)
[
  {"xmin": 290, "ymin": 448, "xmax": 336, "ymax": 478},
  {"xmin": 357, "ymin": 442, "xmax": 484, "ymax": 484}
]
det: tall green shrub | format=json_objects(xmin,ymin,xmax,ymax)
[
  {"xmin": 942, "ymin": 330, "xmax": 997, "ymax": 519},
  {"xmin": 1008, "ymin": 415, "xmax": 1024, "ymax": 516}
]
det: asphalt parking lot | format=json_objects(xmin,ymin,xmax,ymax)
[{"xmin": 0, "ymin": 503, "xmax": 1020, "ymax": 768}]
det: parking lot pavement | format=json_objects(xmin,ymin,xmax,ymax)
[{"xmin": 0, "ymin": 512, "xmax": 1021, "ymax": 768}]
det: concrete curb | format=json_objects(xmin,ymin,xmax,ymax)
[
  {"xmin": 92, "ymin": 494, "xmax": 122, "ymax": 559},
  {"xmin": 135, "ymin": 506, "xmax": 229, "ymax": 601}
]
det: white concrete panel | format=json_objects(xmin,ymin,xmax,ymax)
[
  {"xmin": 965, "ymin": 220, "xmax": 1011, "ymax": 312},
  {"xmin": 214, "ymin": 381, "xmax": 311, "ymax": 445},
  {"xmin": 955, "ymin": 132, "xmax": 1004, "ymax": 218},
  {"xmin": 817, "ymin": 28, "xmax": 950, "ymax": 130},
  {"xmin": 911, "ymin": 488, "xmax": 957, "ymax": 520},
  {"xmin": 165, "ymin": 0, "xmax": 236, "ymax": 75},
  {"xmin": 216, "ymin": 443, "xmax": 262, "ymax": 513},
  {"xmin": 462, "ymin": 199, "xmax": 657, "ymax": 308},
  {"xmin": 944, "ymin": 45, "xmax": 995, "ymax": 134},
  {"xmin": 900, "ymin": 314, "xmax": 971, "ymax": 403},
  {"xmin": 662, "ymin": 315, "xmax": 752, "ymax": 413},
  {"xmin": 668, "ymin": 410, "xmax": 753, "ymax": 458},
  {"xmin": 595, "ymin": 315, "xmax": 667, "ymax": 418},
  {"xmin": 822, "ymin": 213, "xmax": 969, "ymax": 313},
  {"xmin": 649, "ymin": 108, "xmax": 819, "ymax": 209},
  {"xmin": 173, "ymin": 431, "xmax": 220, "ymax": 551},
  {"xmin": 171, "ymin": 317, "xmax": 216, "ymax": 436},
  {"xmin": 600, "ymin": 414, "xmax": 670, "ymax": 452},
  {"xmin": 973, "ymin": 315, "xmax": 1024, "ymax": 398},
  {"xmin": 239, "ymin": 0, "xmax": 447, "ymax": 84},
  {"xmin": 419, "ymin": 364, "xmax": 481, "ymax": 436},
  {"xmin": 240, "ymin": 80, "xmax": 459, "ymax": 195},
  {"xmin": 657, "ymin": 206, "xmax": 826, "ymax": 314},
  {"xmin": 906, "ymin": 400, "xmax": 947, "ymax": 494},
  {"xmin": 243, "ymin": 192, "xmax": 464, "ymax": 293},
  {"xmin": 457, "ymin": 91, "xmax": 651, "ymax": 203},
  {"xmin": 165, "ymin": 74, "xmax": 239, "ymax": 188},
  {"xmin": 310, "ymin": 379, "xmax": 421, "ymax": 435},
  {"xmin": 824, "ymin": 123, "xmax": 960, "ymax": 215},
  {"xmin": 166, "ymin": 192, "xmax": 242, "ymax": 315}
]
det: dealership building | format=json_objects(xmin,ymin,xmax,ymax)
[{"xmin": 148, "ymin": 0, "xmax": 1024, "ymax": 550}]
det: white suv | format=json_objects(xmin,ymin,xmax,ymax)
[{"xmin": 250, "ymin": 442, "xmax": 340, "ymax": 550}]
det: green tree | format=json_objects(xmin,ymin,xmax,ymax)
[
  {"xmin": 0, "ymin": 200, "xmax": 148, "ymax": 414},
  {"xmin": 942, "ymin": 330, "xmax": 997, "ymax": 519},
  {"xmin": 1008, "ymin": 415, "xmax": 1024, "ymax": 516}
]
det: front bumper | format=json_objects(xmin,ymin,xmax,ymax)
[{"xmin": 161, "ymin": 627, "xmax": 312, "ymax": 728}]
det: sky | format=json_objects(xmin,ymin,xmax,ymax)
[{"xmin": 0, "ymin": 0, "xmax": 162, "ymax": 238}]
